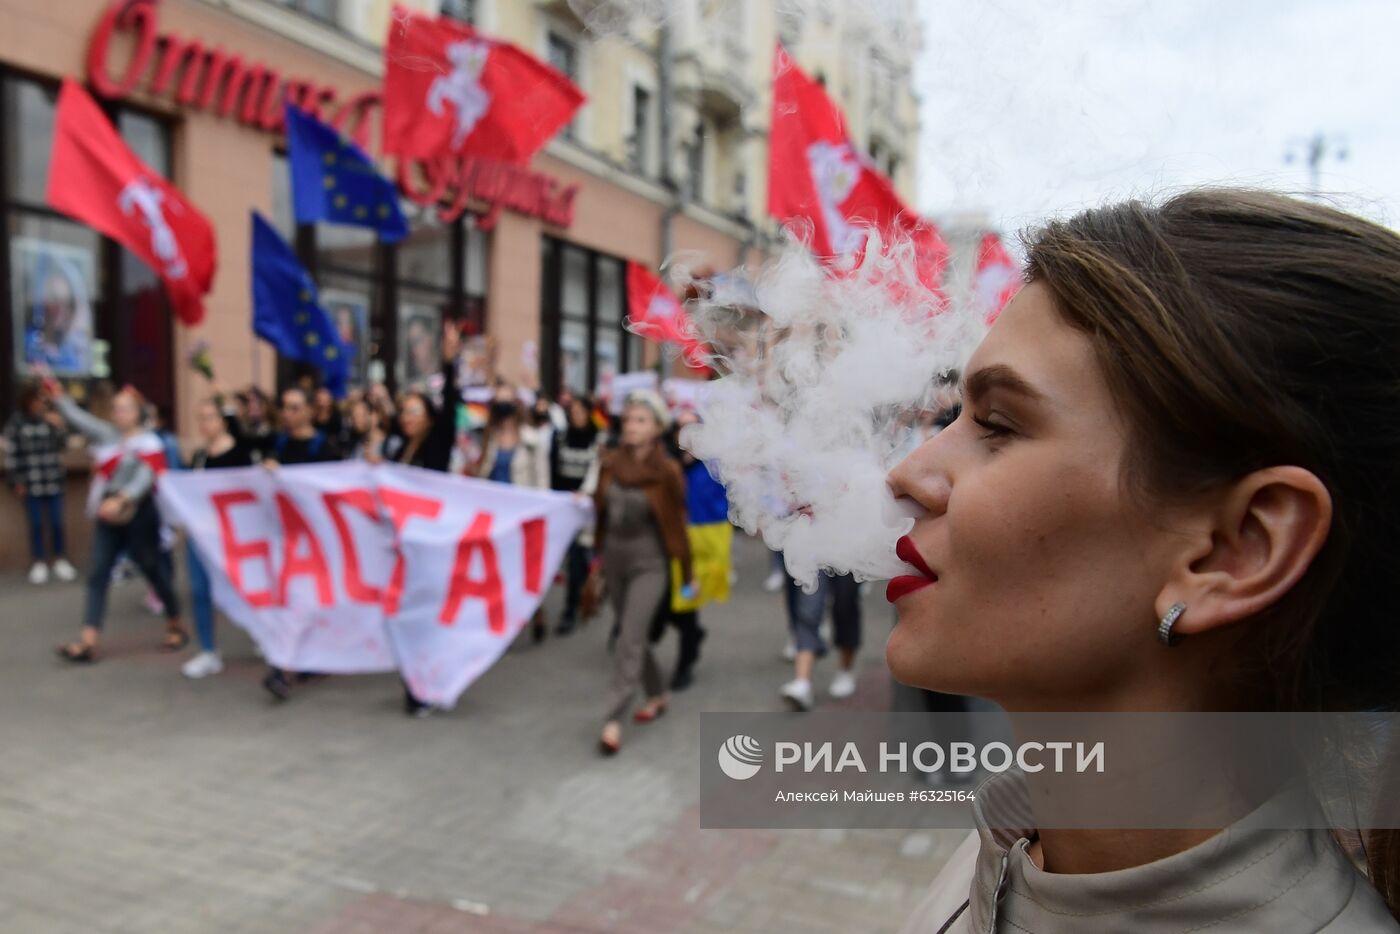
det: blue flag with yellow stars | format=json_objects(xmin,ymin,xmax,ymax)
[
  {"xmin": 285, "ymin": 103, "xmax": 408, "ymax": 242},
  {"xmin": 250, "ymin": 212, "xmax": 350, "ymax": 398}
]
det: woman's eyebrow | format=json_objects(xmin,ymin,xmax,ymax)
[{"xmin": 961, "ymin": 364, "xmax": 1046, "ymax": 404}]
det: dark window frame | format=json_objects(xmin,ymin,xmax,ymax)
[
  {"xmin": 539, "ymin": 236, "xmax": 637, "ymax": 399},
  {"xmin": 629, "ymin": 84, "xmax": 651, "ymax": 172}
]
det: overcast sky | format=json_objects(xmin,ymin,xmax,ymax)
[{"xmin": 913, "ymin": 0, "xmax": 1400, "ymax": 237}]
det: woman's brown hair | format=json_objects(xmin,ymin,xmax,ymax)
[{"xmin": 1023, "ymin": 188, "xmax": 1400, "ymax": 916}]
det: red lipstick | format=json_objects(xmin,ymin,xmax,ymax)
[
  {"xmin": 886, "ymin": 575, "xmax": 933, "ymax": 602},
  {"xmin": 888, "ymin": 535, "xmax": 938, "ymax": 603}
]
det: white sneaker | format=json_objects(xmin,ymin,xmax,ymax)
[
  {"xmin": 27, "ymin": 562, "xmax": 49, "ymax": 585},
  {"xmin": 829, "ymin": 669, "xmax": 857, "ymax": 699},
  {"xmin": 780, "ymin": 678, "xmax": 814, "ymax": 711},
  {"xmin": 782, "ymin": 639, "xmax": 797, "ymax": 662},
  {"xmin": 51, "ymin": 558, "xmax": 77, "ymax": 582},
  {"xmin": 763, "ymin": 570, "xmax": 785, "ymax": 593},
  {"xmin": 182, "ymin": 651, "xmax": 224, "ymax": 679}
]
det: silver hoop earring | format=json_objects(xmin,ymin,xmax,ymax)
[{"xmin": 1158, "ymin": 602, "xmax": 1186, "ymax": 647}]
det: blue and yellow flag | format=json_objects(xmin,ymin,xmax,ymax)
[
  {"xmin": 671, "ymin": 459, "xmax": 733, "ymax": 613},
  {"xmin": 285, "ymin": 104, "xmax": 408, "ymax": 242},
  {"xmin": 250, "ymin": 212, "xmax": 350, "ymax": 398}
]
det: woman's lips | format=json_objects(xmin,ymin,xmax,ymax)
[
  {"xmin": 886, "ymin": 575, "xmax": 934, "ymax": 602},
  {"xmin": 895, "ymin": 535, "xmax": 938, "ymax": 580},
  {"xmin": 888, "ymin": 535, "xmax": 938, "ymax": 603}
]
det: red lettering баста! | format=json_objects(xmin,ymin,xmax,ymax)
[
  {"xmin": 210, "ymin": 489, "xmax": 274, "ymax": 608},
  {"xmin": 275, "ymin": 492, "xmax": 334, "ymax": 607},
  {"xmin": 521, "ymin": 516, "xmax": 546, "ymax": 595},
  {"xmin": 322, "ymin": 488, "xmax": 382, "ymax": 605},
  {"xmin": 439, "ymin": 513, "xmax": 506, "ymax": 633}
]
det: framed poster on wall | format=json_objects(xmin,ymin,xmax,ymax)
[{"xmin": 11, "ymin": 237, "xmax": 96, "ymax": 378}]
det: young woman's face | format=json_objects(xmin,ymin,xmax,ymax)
[
  {"xmin": 621, "ymin": 405, "xmax": 662, "ymax": 447},
  {"xmin": 196, "ymin": 401, "xmax": 225, "ymax": 443},
  {"xmin": 886, "ymin": 283, "xmax": 1182, "ymax": 711},
  {"xmin": 350, "ymin": 400, "xmax": 373, "ymax": 434},
  {"xmin": 568, "ymin": 398, "xmax": 590, "ymax": 428},
  {"xmin": 399, "ymin": 395, "xmax": 430, "ymax": 440},
  {"xmin": 111, "ymin": 392, "xmax": 142, "ymax": 432}
]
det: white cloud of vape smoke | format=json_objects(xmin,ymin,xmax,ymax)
[{"xmin": 670, "ymin": 233, "xmax": 987, "ymax": 590}]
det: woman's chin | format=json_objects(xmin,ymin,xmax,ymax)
[{"xmin": 886, "ymin": 625, "xmax": 951, "ymax": 692}]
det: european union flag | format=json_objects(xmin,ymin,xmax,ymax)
[
  {"xmin": 250, "ymin": 212, "xmax": 350, "ymax": 398},
  {"xmin": 285, "ymin": 103, "xmax": 408, "ymax": 242}
]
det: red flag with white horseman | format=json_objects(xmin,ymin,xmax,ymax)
[
  {"xmin": 626, "ymin": 262, "xmax": 706, "ymax": 369},
  {"xmin": 381, "ymin": 6, "xmax": 585, "ymax": 163},
  {"xmin": 46, "ymin": 80, "xmax": 216, "ymax": 326},
  {"xmin": 767, "ymin": 44, "xmax": 948, "ymax": 293}
]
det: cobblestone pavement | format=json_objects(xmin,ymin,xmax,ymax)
[{"xmin": 0, "ymin": 534, "xmax": 962, "ymax": 933}]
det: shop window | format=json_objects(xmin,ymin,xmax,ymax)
[
  {"xmin": 3, "ymin": 79, "xmax": 57, "ymax": 207},
  {"xmin": 396, "ymin": 208, "xmax": 451, "ymax": 387},
  {"xmin": 1, "ymin": 71, "xmax": 173, "ymax": 418},
  {"xmin": 540, "ymin": 238, "xmax": 637, "ymax": 398},
  {"xmin": 287, "ymin": 196, "xmax": 488, "ymax": 394}
]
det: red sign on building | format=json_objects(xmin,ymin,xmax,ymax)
[{"xmin": 85, "ymin": 0, "xmax": 577, "ymax": 228}]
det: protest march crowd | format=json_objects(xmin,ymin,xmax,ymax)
[{"xmin": 4, "ymin": 317, "xmax": 911, "ymax": 754}]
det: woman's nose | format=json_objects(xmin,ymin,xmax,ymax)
[{"xmin": 886, "ymin": 435, "xmax": 952, "ymax": 517}]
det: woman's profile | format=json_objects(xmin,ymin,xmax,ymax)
[{"xmin": 890, "ymin": 189, "xmax": 1400, "ymax": 931}]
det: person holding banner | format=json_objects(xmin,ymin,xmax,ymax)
[
  {"xmin": 477, "ymin": 383, "xmax": 552, "ymax": 642},
  {"xmin": 549, "ymin": 394, "xmax": 603, "ymax": 635},
  {"xmin": 590, "ymin": 390, "xmax": 694, "ymax": 755},
  {"xmin": 262, "ymin": 386, "xmax": 343, "ymax": 701},
  {"xmin": 179, "ymin": 394, "xmax": 257, "ymax": 679},
  {"xmin": 384, "ymin": 321, "xmax": 462, "ymax": 717},
  {"xmin": 49, "ymin": 380, "xmax": 188, "ymax": 663},
  {"xmin": 264, "ymin": 387, "xmax": 341, "ymax": 469}
]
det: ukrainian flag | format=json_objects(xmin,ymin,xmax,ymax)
[{"xmin": 671, "ymin": 458, "xmax": 733, "ymax": 613}]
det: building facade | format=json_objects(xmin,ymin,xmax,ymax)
[{"xmin": 0, "ymin": 0, "xmax": 922, "ymax": 566}]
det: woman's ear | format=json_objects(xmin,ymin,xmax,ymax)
[{"xmin": 1158, "ymin": 466, "xmax": 1332, "ymax": 637}]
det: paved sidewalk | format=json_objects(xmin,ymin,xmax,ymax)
[{"xmin": 0, "ymin": 534, "xmax": 962, "ymax": 933}]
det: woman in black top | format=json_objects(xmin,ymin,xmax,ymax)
[
  {"xmin": 181, "ymin": 396, "xmax": 256, "ymax": 679},
  {"xmin": 383, "ymin": 322, "xmax": 462, "ymax": 473},
  {"xmin": 387, "ymin": 322, "xmax": 461, "ymax": 716},
  {"xmin": 549, "ymin": 395, "xmax": 601, "ymax": 634}
]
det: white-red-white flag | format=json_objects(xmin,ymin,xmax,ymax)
[{"xmin": 767, "ymin": 44, "xmax": 948, "ymax": 296}]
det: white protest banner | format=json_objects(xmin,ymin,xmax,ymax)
[
  {"xmin": 662, "ymin": 377, "xmax": 711, "ymax": 412},
  {"xmin": 606, "ymin": 370, "xmax": 660, "ymax": 414},
  {"xmin": 376, "ymin": 469, "xmax": 582, "ymax": 705},
  {"xmin": 158, "ymin": 463, "xmax": 592, "ymax": 706}
]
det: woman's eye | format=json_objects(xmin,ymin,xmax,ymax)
[{"xmin": 972, "ymin": 414, "xmax": 1013, "ymax": 441}]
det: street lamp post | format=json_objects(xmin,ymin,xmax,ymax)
[{"xmin": 1284, "ymin": 132, "xmax": 1348, "ymax": 195}]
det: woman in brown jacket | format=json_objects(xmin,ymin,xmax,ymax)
[{"xmin": 591, "ymin": 390, "xmax": 694, "ymax": 755}]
